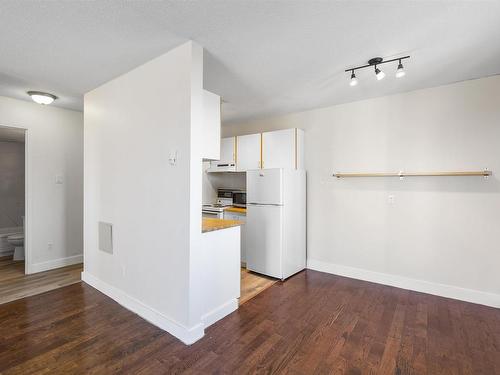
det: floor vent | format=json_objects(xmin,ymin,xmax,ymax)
[{"xmin": 98, "ymin": 222, "xmax": 113, "ymax": 254}]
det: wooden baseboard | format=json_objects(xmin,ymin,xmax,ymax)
[
  {"xmin": 202, "ymin": 299, "xmax": 238, "ymax": 328},
  {"xmin": 307, "ymin": 258, "xmax": 500, "ymax": 308},
  {"xmin": 81, "ymin": 271, "xmax": 205, "ymax": 345},
  {"xmin": 28, "ymin": 254, "xmax": 83, "ymax": 274},
  {"xmin": 0, "ymin": 250, "xmax": 14, "ymax": 258}
]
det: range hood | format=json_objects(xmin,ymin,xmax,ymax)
[{"xmin": 206, "ymin": 160, "xmax": 237, "ymax": 173}]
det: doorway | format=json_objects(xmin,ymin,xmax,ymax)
[
  {"xmin": 0, "ymin": 126, "xmax": 26, "ymax": 269},
  {"xmin": 0, "ymin": 125, "xmax": 82, "ymax": 305}
]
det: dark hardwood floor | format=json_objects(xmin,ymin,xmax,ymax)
[{"xmin": 1, "ymin": 270, "xmax": 499, "ymax": 374}]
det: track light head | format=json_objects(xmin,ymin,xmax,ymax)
[
  {"xmin": 375, "ymin": 66, "xmax": 385, "ymax": 80},
  {"xmin": 396, "ymin": 60, "xmax": 406, "ymax": 78},
  {"xmin": 349, "ymin": 70, "xmax": 358, "ymax": 86}
]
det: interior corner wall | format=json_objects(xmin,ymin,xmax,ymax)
[
  {"xmin": 83, "ymin": 42, "xmax": 200, "ymax": 342},
  {"xmin": 0, "ymin": 96, "xmax": 83, "ymax": 273},
  {"xmin": 223, "ymin": 75, "xmax": 500, "ymax": 307}
]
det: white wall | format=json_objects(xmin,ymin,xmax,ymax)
[
  {"xmin": 223, "ymin": 75, "xmax": 500, "ymax": 307},
  {"xmin": 0, "ymin": 96, "xmax": 83, "ymax": 272},
  {"xmin": 0, "ymin": 141, "xmax": 24, "ymax": 229},
  {"xmin": 84, "ymin": 41, "xmax": 211, "ymax": 343}
]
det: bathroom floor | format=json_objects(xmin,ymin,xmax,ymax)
[{"xmin": 0, "ymin": 256, "xmax": 83, "ymax": 305}]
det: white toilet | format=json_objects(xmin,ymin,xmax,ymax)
[
  {"xmin": 7, "ymin": 216, "xmax": 24, "ymax": 261},
  {"xmin": 7, "ymin": 233, "xmax": 24, "ymax": 261}
]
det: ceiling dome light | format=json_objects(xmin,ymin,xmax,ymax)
[
  {"xmin": 396, "ymin": 60, "xmax": 406, "ymax": 78},
  {"xmin": 375, "ymin": 66, "xmax": 385, "ymax": 81},
  {"xmin": 349, "ymin": 70, "xmax": 358, "ymax": 86},
  {"xmin": 27, "ymin": 91, "xmax": 57, "ymax": 105}
]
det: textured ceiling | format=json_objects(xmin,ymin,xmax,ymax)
[{"xmin": 1, "ymin": 1, "xmax": 499, "ymax": 124}]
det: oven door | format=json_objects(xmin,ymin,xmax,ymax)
[{"xmin": 202, "ymin": 210, "xmax": 224, "ymax": 219}]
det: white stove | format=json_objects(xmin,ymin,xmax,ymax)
[
  {"xmin": 202, "ymin": 203, "xmax": 231, "ymax": 219},
  {"xmin": 202, "ymin": 188, "xmax": 234, "ymax": 219}
]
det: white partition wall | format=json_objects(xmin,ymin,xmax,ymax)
[{"xmin": 84, "ymin": 41, "xmax": 217, "ymax": 344}]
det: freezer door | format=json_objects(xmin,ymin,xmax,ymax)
[
  {"xmin": 246, "ymin": 204, "xmax": 283, "ymax": 279},
  {"xmin": 247, "ymin": 168, "xmax": 283, "ymax": 205}
]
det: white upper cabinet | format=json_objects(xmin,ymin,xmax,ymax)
[
  {"xmin": 207, "ymin": 136, "xmax": 236, "ymax": 172},
  {"xmin": 207, "ymin": 128, "xmax": 304, "ymax": 173},
  {"xmin": 262, "ymin": 129, "xmax": 299, "ymax": 169},
  {"xmin": 202, "ymin": 90, "xmax": 221, "ymax": 161},
  {"xmin": 237, "ymin": 133, "xmax": 261, "ymax": 171},
  {"xmin": 220, "ymin": 137, "xmax": 236, "ymax": 163}
]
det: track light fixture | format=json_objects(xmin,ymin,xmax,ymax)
[{"xmin": 346, "ymin": 55, "xmax": 410, "ymax": 86}]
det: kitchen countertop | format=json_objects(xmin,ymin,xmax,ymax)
[
  {"xmin": 202, "ymin": 218, "xmax": 244, "ymax": 233},
  {"xmin": 224, "ymin": 206, "xmax": 247, "ymax": 214}
]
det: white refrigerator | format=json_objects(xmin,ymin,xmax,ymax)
[{"xmin": 246, "ymin": 168, "xmax": 306, "ymax": 280}]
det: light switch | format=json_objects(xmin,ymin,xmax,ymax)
[
  {"xmin": 55, "ymin": 175, "xmax": 63, "ymax": 184},
  {"xmin": 169, "ymin": 150, "xmax": 178, "ymax": 166}
]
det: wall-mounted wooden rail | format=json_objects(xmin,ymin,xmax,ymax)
[{"xmin": 333, "ymin": 170, "xmax": 492, "ymax": 178}]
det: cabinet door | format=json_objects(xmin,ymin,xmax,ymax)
[
  {"xmin": 223, "ymin": 212, "xmax": 235, "ymax": 220},
  {"xmin": 202, "ymin": 90, "xmax": 221, "ymax": 160},
  {"xmin": 223, "ymin": 211, "xmax": 247, "ymax": 264},
  {"xmin": 262, "ymin": 129, "xmax": 295, "ymax": 169},
  {"xmin": 240, "ymin": 218, "xmax": 247, "ymax": 264},
  {"xmin": 237, "ymin": 213, "xmax": 247, "ymax": 264},
  {"xmin": 220, "ymin": 137, "xmax": 235, "ymax": 162},
  {"xmin": 236, "ymin": 133, "xmax": 261, "ymax": 171}
]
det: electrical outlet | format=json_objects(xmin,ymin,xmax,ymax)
[
  {"xmin": 388, "ymin": 195, "xmax": 395, "ymax": 205},
  {"xmin": 48, "ymin": 242, "xmax": 53, "ymax": 251}
]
